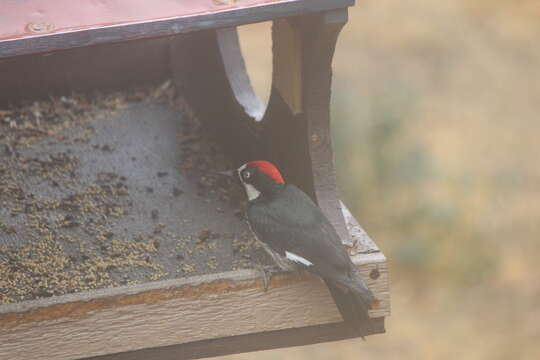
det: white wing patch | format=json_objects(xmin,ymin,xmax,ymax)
[{"xmin": 285, "ymin": 251, "xmax": 313, "ymax": 266}]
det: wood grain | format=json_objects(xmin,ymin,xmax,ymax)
[
  {"xmin": 0, "ymin": 252, "xmax": 387, "ymax": 360},
  {"xmin": 272, "ymin": 19, "xmax": 303, "ymax": 115},
  {"xmin": 85, "ymin": 320, "xmax": 384, "ymax": 360},
  {"xmin": 0, "ymin": 0, "xmax": 355, "ymax": 58}
]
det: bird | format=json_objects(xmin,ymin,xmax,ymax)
[{"xmin": 237, "ymin": 160, "xmax": 375, "ymax": 337}]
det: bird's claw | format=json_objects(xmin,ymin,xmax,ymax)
[{"xmin": 257, "ymin": 264, "xmax": 280, "ymax": 292}]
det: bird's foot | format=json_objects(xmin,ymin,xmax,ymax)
[{"xmin": 256, "ymin": 264, "xmax": 281, "ymax": 292}]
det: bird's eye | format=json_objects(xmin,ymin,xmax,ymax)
[{"xmin": 242, "ymin": 170, "xmax": 251, "ymax": 180}]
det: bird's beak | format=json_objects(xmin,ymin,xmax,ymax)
[{"xmin": 213, "ymin": 169, "xmax": 235, "ymax": 178}]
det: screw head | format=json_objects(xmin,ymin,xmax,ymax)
[
  {"xmin": 370, "ymin": 268, "xmax": 380, "ymax": 280},
  {"xmin": 26, "ymin": 22, "xmax": 54, "ymax": 34}
]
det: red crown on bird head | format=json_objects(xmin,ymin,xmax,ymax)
[{"xmin": 246, "ymin": 160, "xmax": 285, "ymax": 184}]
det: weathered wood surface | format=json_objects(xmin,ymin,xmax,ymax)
[
  {"xmin": 0, "ymin": 253, "xmax": 387, "ymax": 360},
  {"xmin": 0, "ymin": 0, "xmax": 355, "ymax": 58},
  {"xmin": 86, "ymin": 320, "xmax": 385, "ymax": 360}
]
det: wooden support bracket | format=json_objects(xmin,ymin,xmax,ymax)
[{"xmin": 262, "ymin": 9, "xmax": 351, "ymax": 243}]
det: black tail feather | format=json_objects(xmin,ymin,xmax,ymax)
[{"xmin": 325, "ymin": 280, "xmax": 373, "ymax": 339}]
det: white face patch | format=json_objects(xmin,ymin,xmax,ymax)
[
  {"xmin": 285, "ymin": 251, "xmax": 313, "ymax": 266},
  {"xmin": 238, "ymin": 163, "xmax": 261, "ymax": 201}
]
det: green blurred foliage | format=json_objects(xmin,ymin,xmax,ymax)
[{"xmin": 332, "ymin": 84, "xmax": 498, "ymax": 289}]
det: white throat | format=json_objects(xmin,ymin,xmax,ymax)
[
  {"xmin": 243, "ymin": 183, "xmax": 261, "ymax": 201},
  {"xmin": 238, "ymin": 163, "xmax": 261, "ymax": 201}
]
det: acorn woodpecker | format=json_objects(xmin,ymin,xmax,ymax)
[{"xmin": 237, "ymin": 160, "xmax": 375, "ymax": 336}]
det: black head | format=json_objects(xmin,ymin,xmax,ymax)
[{"xmin": 237, "ymin": 161, "xmax": 285, "ymax": 201}]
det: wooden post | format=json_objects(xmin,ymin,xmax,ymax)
[{"xmin": 262, "ymin": 9, "xmax": 351, "ymax": 244}]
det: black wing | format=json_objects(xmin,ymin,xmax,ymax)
[
  {"xmin": 246, "ymin": 184, "xmax": 351, "ymax": 279},
  {"xmin": 247, "ymin": 184, "xmax": 375, "ymax": 336}
]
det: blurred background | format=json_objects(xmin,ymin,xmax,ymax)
[{"xmin": 222, "ymin": 0, "xmax": 540, "ymax": 359}]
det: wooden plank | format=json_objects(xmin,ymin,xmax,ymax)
[
  {"xmin": 86, "ymin": 319, "xmax": 385, "ymax": 360},
  {"xmin": 341, "ymin": 201, "xmax": 380, "ymax": 253},
  {"xmin": 272, "ymin": 19, "xmax": 303, "ymax": 115},
  {"xmin": 0, "ymin": 252, "xmax": 387, "ymax": 360},
  {"xmin": 0, "ymin": 0, "xmax": 355, "ymax": 58},
  {"xmin": 0, "ymin": 0, "xmax": 281, "ymax": 41}
]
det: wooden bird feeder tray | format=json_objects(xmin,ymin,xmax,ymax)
[{"xmin": 0, "ymin": 1, "xmax": 390, "ymax": 359}]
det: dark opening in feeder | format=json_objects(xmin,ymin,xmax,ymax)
[{"xmin": 0, "ymin": 1, "xmax": 389, "ymax": 359}]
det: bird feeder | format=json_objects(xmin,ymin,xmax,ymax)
[{"xmin": 0, "ymin": 1, "xmax": 390, "ymax": 359}]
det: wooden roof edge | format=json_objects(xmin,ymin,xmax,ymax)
[{"xmin": 0, "ymin": 0, "xmax": 355, "ymax": 59}]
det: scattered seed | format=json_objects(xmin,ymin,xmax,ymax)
[
  {"xmin": 198, "ymin": 228, "xmax": 210, "ymax": 243},
  {"xmin": 172, "ymin": 187, "xmax": 183, "ymax": 197}
]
